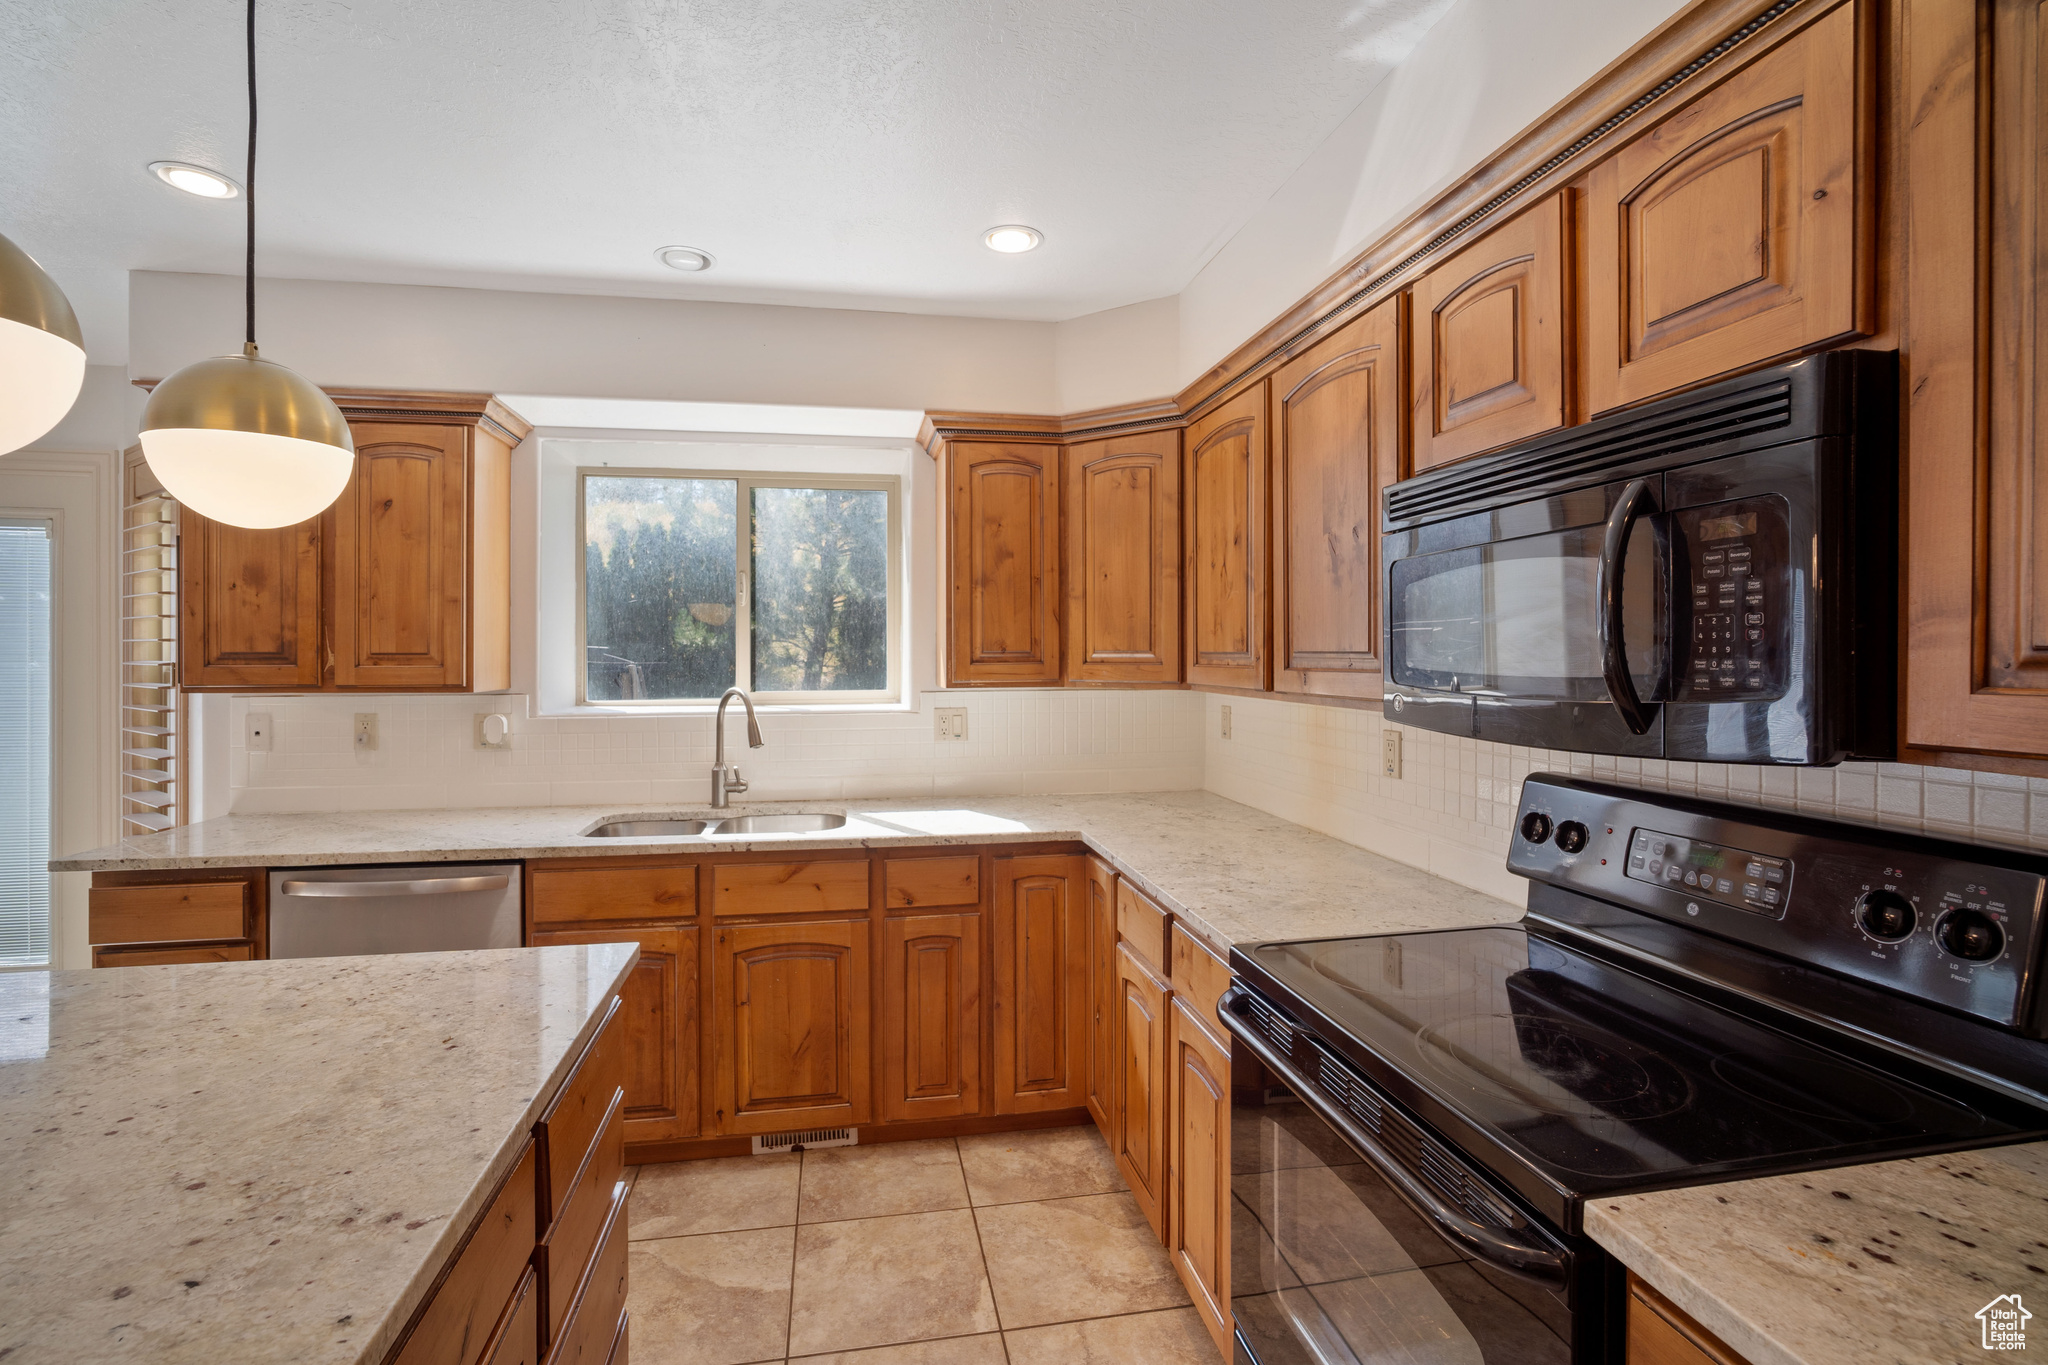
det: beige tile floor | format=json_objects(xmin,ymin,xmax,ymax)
[{"xmin": 624, "ymin": 1124, "xmax": 1221, "ymax": 1365}]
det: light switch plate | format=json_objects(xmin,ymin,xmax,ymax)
[
  {"xmin": 246, "ymin": 711, "xmax": 273, "ymax": 752},
  {"xmin": 1221, "ymin": 704, "xmax": 1232, "ymax": 739},
  {"xmin": 1382, "ymin": 729, "xmax": 1402, "ymax": 779},
  {"xmin": 475, "ymin": 713, "xmax": 512, "ymax": 749},
  {"xmin": 354, "ymin": 713, "xmax": 379, "ymax": 752},
  {"xmin": 935, "ymin": 707, "xmax": 968, "ymax": 741}
]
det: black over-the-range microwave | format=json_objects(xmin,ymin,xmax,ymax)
[{"xmin": 1380, "ymin": 350, "xmax": 1897, "ymax": 765}]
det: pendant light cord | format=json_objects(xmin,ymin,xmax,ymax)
[{"xmin": 244, "ymin": 0, "xmax": 257, "ymax": 351}]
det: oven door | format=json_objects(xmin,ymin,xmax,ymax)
[{"xmin": 1221, "ymin": 989, "xmax": 1588, "ymax": 1365}]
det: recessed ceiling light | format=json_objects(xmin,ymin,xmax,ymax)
[
  {"xmin": 148, "ymin": 161, "xmax": 241, "ymax": 199},
  {"xmin": 983, "ymin": 225, "xmax": 1043, "ymax": 254},
  {"xmin": 656, "ymin": 245, "xmax": 715, "ymax": 272}
]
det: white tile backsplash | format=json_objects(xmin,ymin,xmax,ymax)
[
  {"xmin": 222, "ymin": 690, "xmax": 1206, "ymax": 814},
  {"xmin": 1201, "ymin": 692, "xmax": 2048, "ymax": 904}
]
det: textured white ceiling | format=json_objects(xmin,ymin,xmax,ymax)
[{"xmin": 1, "ymin": 0, "xmax": 1457, "ymax": 362}]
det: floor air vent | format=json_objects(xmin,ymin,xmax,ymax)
[{"xmin": 751, "ymin": 1127, "xmax": 857, "ymax": 1155}]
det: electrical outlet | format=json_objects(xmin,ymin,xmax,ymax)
[
  {"xmin": 246, "ymin": 711, "xmax": 273, "ymax": 752},
  {"xmin": 935, "ymin": 707, "xmax": 968, "ymax": 741},
  {"xmin": 353, "ymin": 713, "xmax": 379, "ymax": 752},
  {"xmin": 475, "ymin": 713, "xmax": 512, "ymax": 749},
  {"xmin": 1221, "ymin": 704, "xmax": 1232, "ymax": 739},
  {"xmin": 1382, "ymin": 729, "xmax": 1402, "ymax": 779}
]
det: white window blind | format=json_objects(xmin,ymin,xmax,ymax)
[
  {"xmin": 121, "ymin": 451, "xmax": 183, "ymax": 835},
  {"xmin": 0, "ymin": 519, "xmax": 52, "ymax": 966}
]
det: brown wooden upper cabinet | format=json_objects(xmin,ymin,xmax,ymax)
[
  {"xmin": 1411, "ymin": 192, "xmax": 1572, "ymax": 472},
  {"xmin": 1184, "ymin": 381, "xmax": 1270, "ymax": 690},
  {"xmin": 1583, "ymin": 1, "xmax": 1871, "ymax": 416},
  {"xmin": 991, "ymin": 853, "xmax": 1088, "ymax": 1113},
  {"xmin": 1063, "ymin": 430, "xmax": 1181, "ymax": 685},
  {"xmin": 178, "ymin": 392, "xmax": 523, "ymax": 692},
  {"xmin": 1270, "ymin": 295, "xmax": 1403, "ymax": 698},
  {"xmin": 946, "ymin": 440, "xmax": 1062, "ymax": 685}
]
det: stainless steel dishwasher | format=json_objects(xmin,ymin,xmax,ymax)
[{"xmin": 268, "ymin": 863, "xmax": 522, "ymax": 959}]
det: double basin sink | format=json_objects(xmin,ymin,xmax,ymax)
[{"xmin": 586, "ymin": 812, "xmax": 849, "ymax": 839}]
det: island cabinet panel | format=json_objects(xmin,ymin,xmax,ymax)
[
  {"xmin": 1410, "ymin": 192, "xmax": 1572, "ymax": 472},
  {"xmin": 991, "ymin": 853, "xmax": 1090, "ymax": 1113},
  {"xmin": 1063, "ymin": 430, "xmax": 1182, "ymax": 684},
  {"xmin": 530, "ymin": 864, "xmax": 696, "ymax": 925},
  {"xmin": 178, "ymin": 517, "xmax": 324, "ymax": 688},
  {"xmin": 547, "ymin": 1183, "xmax": 630, "ymax": 1365},
  {"xmin": 1084, "ymin": 856, "xmax": 1119, "ymax": 1136},
  {"xmin": 1113, "ymin": 941, "xmax": 1170, "ymax": 1243},
  {"xmin": 479, "ymin": 1267, "xmax": 538, "ymax": 1365},
  {"xmin": 947, "ymin": 440, "xmax": 1062, "ymax": 685},
  {"xmin": 391, "ymin": 1141, "xmax": 538, "ymax": 1365},
  {"xmin": 531, "ymin": 925, "xmax": 698, "ymax": 1144},
  {"xmin": 1184, "ymin": 382, "xmax": 1271, "ymax": 690},
  {"xmin": 877, "ymin": 912, "xmax": 982, "ymax": 1121},
  {"xmin": 1168, "ymin": 997, "xmax": 1232, "ymax": 1360},
  {"xmin": 539, "ymin": 1093, "xmax": 626, "ymax": 1346},
  {"xmin": 1626, "ymin": 1272, "xmax": 1752, "ymax": 1365},
  {"xmin": 329, "ymin": 422, "xmax": 471, "ymax": 689},
  {"xmin": 1585, "ymin": 2, "xmax": 1869, "ymax": 416},
  {"xmin": 537, "ymin": 997, "xmax": 628, "ymax": 1226},
  {"xmin": 1270, "ymin": 296, "xmax": 1403, "ymax": 698},
  {"xmin": 712, "ymin": 919, "xmax": 872, "ymax": 1133}
]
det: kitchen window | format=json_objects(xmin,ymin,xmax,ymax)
[{"xmin": 578, "ymin": 470, "xmax": 901, "ymax": 705}]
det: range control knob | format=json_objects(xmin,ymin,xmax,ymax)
[
  {"xmin": 1936, "ymin": 908, "xmax": 2005, "ymax": 962},
  {"xmin": 1554, "ymin": 821, "xmax": 1589, "ymax": 854},
  {"xmin": 1520, "ymin": 812, "xmax": 1554, "ymax": 845},
  {"xmin": 1856, "ymin": 890, "xmax": 1917, "ymax": 942}
]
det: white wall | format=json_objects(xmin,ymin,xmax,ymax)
[
  {"xmin": 1176, "ymin": 0, "xmax": 1691, "ymax": 384},
  {"xmin": 1052, "ymin": 295, "xmax": 1179, "ymax": 412}
]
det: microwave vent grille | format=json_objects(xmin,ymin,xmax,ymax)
[
  {"xmin": 1387, "ymin": 379, "xmax": 1796, "ymax": 527},
  {"xmin": 1313, "ymin": 1044, "xmax": 1520, "ymax": 1231}
]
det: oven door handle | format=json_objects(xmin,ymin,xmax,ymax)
[
  {"xmin": 1218, "ymin": 987, "xmax": 1569, "ymax": 1288},
  {"xmin": 1598, "ymin": 476, "xmax": 1660, "ymax": 736}
]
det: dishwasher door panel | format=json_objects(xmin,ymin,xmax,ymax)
[{"xmin": 268, "ymin": 863, "xmax": 523, "ymax": 959}]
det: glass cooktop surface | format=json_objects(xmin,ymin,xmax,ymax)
[{"xmin": 1241, "ymin": 926, "xmax": 2043, "ymax": 1196}]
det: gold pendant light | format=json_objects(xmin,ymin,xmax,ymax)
[
  {"xmin": 140, "ymin": 0, "xmax": 353, "ymax": 530},
  {"xmin": 0, "ymin": 231, "xmax": 88, "ymax": 456}
]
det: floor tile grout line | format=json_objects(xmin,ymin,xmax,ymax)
[
  {"xmin": 784, "ymin": 1147, "xmax": 805, "ymax": 1363},
  {"xmin": 957, "ymin": 1138, "xmax": 1014, "ymax": 1365}
]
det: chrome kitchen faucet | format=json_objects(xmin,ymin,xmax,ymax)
[{"xmin": 711, "ymin": 686, "xmax": 764, "ymax": 807}]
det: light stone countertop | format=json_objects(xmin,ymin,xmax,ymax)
[
  {"xmin": 50, "ymin": 791, "xmax": 1529, "ymax": 951},
  {"xmin": 1585, "ymin": 1139, "xmax": 2048, "ymax": 1365},
  {"xmin": 0, "ymin": 943, "xmax": 639, "ymax": 1365}
]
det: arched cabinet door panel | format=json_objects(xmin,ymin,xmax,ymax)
[
  {"xmin": 1585, "ymin": 0, "xmax": 1871, "ymax": 413},
  {"xmin": 1063, "ymin": 430, "xmax": 1182, "ymax": 684},
  {"xmin": 711, "ymin": 920, "xmax": 871, "ymax": 1135},
  {"xmin": 1270, "ymin": 295, "xmax": 1404, "ymax": 698},
  {"xmin": 1184, "ymin": 382, "xmax": 1270, "ymax": 689},
  {"xmin": 330, "ymin": 423, "xmax": 469, "ymax": 689},
  {"xmin": 947, "ymin": 441, "xmax": 1061, "ymax": 685},
  {"xmin": 1410, "ymin": 192, "xmax": 1571, "ymax": 472}
]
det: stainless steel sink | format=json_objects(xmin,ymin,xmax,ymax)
[
  {"xmin": 586, "ymin": 818, "xmax": 714, "ymax": 838},
  {"xmin": 707, "ymin": 812, "xmax": 848, "ymax": 835}
]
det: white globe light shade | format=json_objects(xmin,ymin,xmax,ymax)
[
  {"xmin": 139, "ymin": 350, "xmax": 355, "ymax": 529},
  {"xmin": 0, "ymin": 232, "xmax": 88, "ymax": 456}
]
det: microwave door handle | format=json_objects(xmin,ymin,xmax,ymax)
[
  {"xmin": 1598, "ymin": 477, "xmax": 1660, "ymax": 736},
  {"xmin": 1218, "ymin": 988, "xmax": 1569, "ymax": 1288}
]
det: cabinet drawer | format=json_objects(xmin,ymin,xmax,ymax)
[
  {"xmin": 531, "ymin": 866, "xmax": 695, "ymax": 925},
  {"xmin": 714, "ymin": 860, "xmax": 870, "ymax": 917},
  {"xmin": 89, "ymin": 882, "xmax": 246, "ymax": 945},
  {"xmin": 92, "ymin": 942, "xmax": 253, "ymax": 968},
  {"xmin": 541, "ymin": 1091, "xmax": 625, "ymax": 1346},
  {"xmin": 1627, "ymin": 1273, "xmax": 1749, "ymax": 1365},
  {"xmin": 1170, "ymin": 924, "xmax": 1231, "ymax": 1045},
  {"xmin": 885, "ymin": 856, "xmax": 980, "ymax": 909},
  {"xmin": 481, "ymin": 1267, "xmax": 539, "ymax": 1365},
  {"xmin": 549, "ymin": 1183, "xmax": 630, "ymax": 1365},
  {"xmin": 394, "ymin": 1142, "xmax": 538, "ymax": 1365},
  {"xmin": 537, "ymin": 998, "xmax": 626, "ymax": 1227},
  {"xmin": 1116, "ymin": 880, "xmax": 1170, "ymax": 974}
]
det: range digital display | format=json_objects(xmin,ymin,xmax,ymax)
[{"xmin": 1627, "ymin": 827, "xmax": 1791, "ymax": 916}]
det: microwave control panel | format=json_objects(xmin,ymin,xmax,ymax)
[{"xmin": 1675, "ymin": 497, "xmax": 1791, "ymax": 702}]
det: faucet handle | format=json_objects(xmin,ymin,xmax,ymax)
[{"xmin": 725, "ymin": 765, "xmax": 749, "ymax": 794}]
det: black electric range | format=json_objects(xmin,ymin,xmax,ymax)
[{"xmin": 1221, "ymin": 776, "xmax": 2048, "ymax": 1365}]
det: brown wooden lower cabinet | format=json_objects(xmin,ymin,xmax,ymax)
[
  {"xmin": 1627, "ymin": 1272, "xmax": 1752, "ymax": 1365},
  {"xmin": 991, "ymin": 854, "xmax": 1090, "ymax": 1114},
  {"xmin": 877, "ymin": 912, "xmax": 982, "ymax": 1121},
  {"xmin": 711, "ymin": 918, "xmax": 872, "ymax": 1134},
  {"xmin": 530, "ymin": 925, "xmax": 699, "ymax": 1145},
  {"xmin": 1113, "ymin": 940, "xmax": 1171, "ymax": 1242},
  {"xmin": 1168, "ymin": 997, "xmax": 1232, "ymax": 1360},
  {"xmin": 1083, "ymin": 857, "xmax": 1120, "ymax": 1135},
  {"xmin": 91, "ymin": 941, "xmax": 254, "ymax": 967},
  {"xmin": 87, "ymin": 868, "xmax": 265, "ymax": 965}
]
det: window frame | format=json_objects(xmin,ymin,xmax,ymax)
[{"xmin": 575, "ymin": 466, "xmax": 903, "ymax": 707}]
